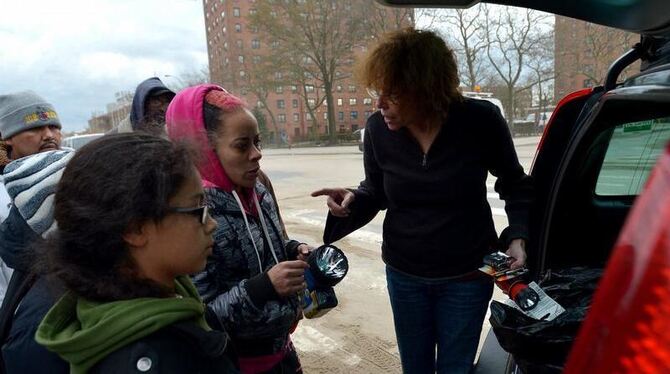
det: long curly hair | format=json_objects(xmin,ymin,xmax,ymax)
[
  {"xmin": 43, "ymin": 133, "xmax": 198, "ymax": 301},
  {"xmin": 357, "ymin": 27, "xmax": 462, "ymax": 125}
]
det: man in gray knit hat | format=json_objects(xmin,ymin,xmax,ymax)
[
  {"xmin": 0, "ymin": 91, "xmax": 62, "ymax": 160},
  {"xmin": 0, "ymin": 91, "xmax": 62, "ymax": 308}
]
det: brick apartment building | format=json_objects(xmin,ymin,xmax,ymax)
[
  {"xmin": 202, "ymin": 0, "xmax": 406, "ymax": 142},
  {"xmin": 87, "ymin": 97, "xmax": 132, "ymax": 133},
  {"xmin": 554, "ymin": 15, "xmax": 637, "ymax": 101}
]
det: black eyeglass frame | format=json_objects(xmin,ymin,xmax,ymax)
[{"xmin": 168, "ymin": 205, "xmax": 209, "ymax": 225}]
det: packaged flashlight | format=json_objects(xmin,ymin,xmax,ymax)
[{"xmin": 301, "ymin": 244, "xmax": 349, "ymax": 318}]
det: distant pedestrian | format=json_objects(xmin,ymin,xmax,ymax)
[
  {"xmin": 107, "ymin": 77, "xmax": 175, "ymax": 136},
  {"xmin": 312, "ymin": 28, "xmax": 533, "ymax": 374}
]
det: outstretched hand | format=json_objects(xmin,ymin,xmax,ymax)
[{"xmin": 311, "ymin": 188, "xmax": 355, "ymax": 217}]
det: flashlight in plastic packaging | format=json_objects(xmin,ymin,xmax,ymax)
[
  {"xmin": 480, "ymin": 251, "xmax": 540, "ymax": 311},
  {"xmin": 301, "ymin": 244, "xmax": 349, "ymax": 318}
]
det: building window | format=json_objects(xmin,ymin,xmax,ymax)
[
  {"xmin": 239, "ymin": 70, "xmax": 245, "ymax": 77},
  {"xmin": 275, "ymin": 86, "xmax": 283, "ymax": 94},
  {"xmin": 223, "ymin": 41, "xmax": 228, "ymax": 50},
  {"xmin": 274, "ymin": 72, "xmax": 282, "ymax": 80},
  {"xmin": 306, "ymin": 113, "xmax": 314, "ymax": 121},
  {"xmin": 277, "ymin": 100, "xmax": 285, "ymax": 109},
  {"xmin": 307, "ymin": 98, "xmax": 316, "ymax": 106},
  {"xmin": 250, "ymin": 25, "xmax": 258, "ymax": 33},
  {"xmin": 292, "ymin": 99, "xmax": 298, "ymax": 108},
  {"xmin": 251, "ymin": 39, "xmax": 260, "ymax": 49},
  {"xmin": 351, "ymin": 111, "xmax": 358, "ymax": 119},
  {"xmin": 253, "ymin": 55, "xmax": 260, "ymax": 64},
  {"xmin": 221, "ymin": 11, "xmax": 225, "ymax": 18},
  {"xmin": 249, "ymin": 8, "xmax": 257, "ymax": 15},
  {"xmin": 338, "ymin": 111, "xmax": 344, "ymax": 121},
  {"xmin": 349, "ymin": 98, "xmax": 357, "ymax": 105},
  {"xmin": 271, "ymin": 40, "xmax": 280, "ymax": 49},
  {"xmin": 363, "ymin": 97, "xmax": 372, "ymax": 105},
  {"xmin": 336, "ymin": 85, "xmax": 342, "ymax": 92},
  {"xmin": 293, "ymin": 113, "xmax": 299, "ymax": 122},
  {"xmin": 323, "ymin": 112, "xmax": 328, "ymax": 119},
  {"xmin": 278, "ymin": 114, "xmax": 286, "ymax": 123},
  {"xmin": 236, "ymin": 39, "xmax": 243, "ymax": 48},
  {"xmin": 305, "ymin": 85, "xmax": 314, "ymax": 93},
  {"xmin": 337, "ymin": 98, "xmax": 343, "ymax": 106},
  {"xmin": 291, "ymin": 85, "xmax": 298, "ymax": 93},
  {"xmin": 365, "ymin": 110, "xmax": 373, "ymax": 118},
  {"xmin": 238, "ymin": 55, "xmax": 244, "ymax": 63},
  {"xmin": 348, "ymin": 85, "xmax": 356, "ymax": 92},
  {"xmin": 235, "ymin": 23, "xmax": 241, "ymax": 32},
  {"xmin": 233, "ymin": 7, "xmax": 240, "ymax": 17}
]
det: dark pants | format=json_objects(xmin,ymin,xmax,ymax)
[{"xmin": 386, "ymin": 266, "xmax": 493, "ymax": 374}]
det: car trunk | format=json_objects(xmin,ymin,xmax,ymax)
[{"xmin": 492, "ymin": 39, "xmax": 670, "ymax": 371}]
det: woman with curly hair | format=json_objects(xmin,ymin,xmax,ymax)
[
  {"xmin": 313, "ymin": 28, "xmax": 533, "ymax": 373},
  {"xmin": 35, "ymin": 133, "xmax": 238, "ymax": 373}
]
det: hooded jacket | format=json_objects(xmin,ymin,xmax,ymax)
[
  {"xmin": 107, "ymin": 77, "xmax": 175, "ymax": 134},
  {"xmin": 166, "ymin": 85, "xmax": 302, "ymax": 358},
  {"xmin": 36, "ymin": 276, "xmax": 237, "ymax": 373}
]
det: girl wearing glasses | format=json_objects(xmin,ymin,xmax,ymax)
[
  {"xmin": 35, "ymin": 133, "xmax": 238, "ymax": 373},
  {"xmin": 166, "ymin": 85, "xmax": 311, "ymax": 374}
]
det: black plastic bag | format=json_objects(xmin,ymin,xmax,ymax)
[{"xmin": 489, "ymin": 267, "xmax": 603, "ymax": 373}]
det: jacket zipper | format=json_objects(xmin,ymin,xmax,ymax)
[{"xmin": 422, "ymin": 153, "xmax": 427, "ymax": 168}]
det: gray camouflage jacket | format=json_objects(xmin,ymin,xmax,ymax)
[{"xmin": 193, "ymin": 182, "xmax": 302, "ymax": 356}]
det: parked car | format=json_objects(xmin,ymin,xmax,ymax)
[
  {"xmin": 354, "ymin": 128, "xmax": 365, "ymax": 152},
  {"xmin": 381, "ymin": 0, "xmax": 670, "ymax": 372},
  {"xmin": 62, "ymin": 133, "xmax": 104, "ymax": 151}
]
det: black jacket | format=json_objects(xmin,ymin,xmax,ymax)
[
  {"xmin": 324, "ymin": 99, "xmax": 533, "ymax": 278},
  {"xmin": 91, "ymin": 320, "xmax": 239, "ymax": 373},
  {"xmin": 2, "ymin": 278, "xmax": 67, "ymax": 374},
  {"xmin": 0, "ymin": 208, "xmax": 67, "ymax": 374}
]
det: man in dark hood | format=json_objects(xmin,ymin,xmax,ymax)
[{"xmin": 108, "ymin": 77, "xmax": 176, "ymax": 136}]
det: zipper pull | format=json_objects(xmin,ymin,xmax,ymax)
[{"xmin": 422, "ymin": 153, "xmax": 427, "ymax": 168}]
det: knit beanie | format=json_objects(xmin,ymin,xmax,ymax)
[
  {"xmin": 0, "ymin": 91, "xmax": 62, "ymax": 140},
  {"xmin": 3, "ymin": 149, "xmax": 74, "ymax": 237}
]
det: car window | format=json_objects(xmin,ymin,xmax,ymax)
[{"xmin": 595, "ymin": 118, "xmax": 670, "ymax": 196}]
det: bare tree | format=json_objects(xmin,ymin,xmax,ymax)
[
  {"xmin": 524, "ymin": 30, "xmax": 555, "ymax": 122},
  {"xmin": 580, "ymin": 23, "xmax": 637, "ymax": 85},
  {"xmin": 438, "ymin": 6, "xmax": 491, "ymax": 91},
  {"xmin": 239, "ymin": 57, "xmax": 283, "ymax": 144},
  {"xmin": 484, "ymin": 5, "xmax": 551, "ymax": 123},
  {"xmin": 367, "ymin": 4, "xmax": 415, "ymax": 41},
  {"xmin": 249, "ymin": 0, "xmax": 369, "ymax": 144}
]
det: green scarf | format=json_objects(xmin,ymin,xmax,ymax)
[{"xmin": 35, "ymin": 276, "xmax": 209, "ymax": 374}]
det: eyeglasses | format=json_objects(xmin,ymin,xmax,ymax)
[
  {"xmin": 366, "ymin": 88, "xmax": 400, "ymax": 105},
  {"xmin": 168, "ymin": 205, "xmax": 209, "ymax": 225}
]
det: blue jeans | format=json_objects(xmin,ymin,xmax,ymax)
[{"xmin": 386, "ymin": 266, "xmax": 493, "ymax": 374}]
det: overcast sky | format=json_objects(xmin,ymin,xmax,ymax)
[{"xmin": 0, "ymin": 0, "xmax": 207, "ymax": 133}]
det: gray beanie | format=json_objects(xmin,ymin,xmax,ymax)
[{"xmin": 0, "ymin": 91, "xmax": 62, "ymax": 140}]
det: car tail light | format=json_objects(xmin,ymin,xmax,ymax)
[{"xmin": 564, "ymin": 142, "xmax": 670, "ymax": 373}]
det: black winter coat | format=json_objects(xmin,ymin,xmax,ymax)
[{"xmin": 91, "ymin": 320, "xmax": 239, "ymax": 373}]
